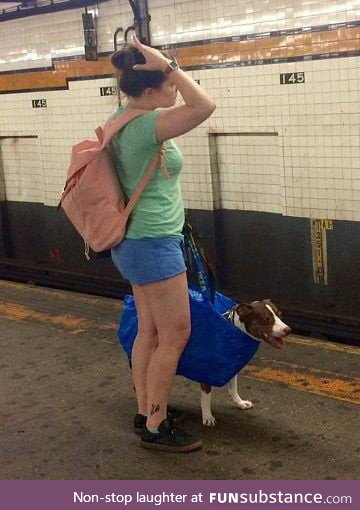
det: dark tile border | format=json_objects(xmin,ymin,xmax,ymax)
[
  {"xmin": 0, "ymin": 74, "xmax": 114, "ymax": 95},
  {"xmin": 183, "ymin": 49, "xmax": 360, "ymax": 72},
  {"xmin": 157, "ymin": 20, "xmax": 360, "ymax": 50},
  {"xmin": 0, "ymin": 19, "xmax": 359, "ymax": 93}
]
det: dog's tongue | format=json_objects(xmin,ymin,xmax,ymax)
[{"xmin": 264, "ymin": 333, "xmax": 285, "ymax": 349}]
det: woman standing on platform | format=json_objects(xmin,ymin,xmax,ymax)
[{"xmin": 110, "ymin": 35, "xmax": 216, "ymax": 452}]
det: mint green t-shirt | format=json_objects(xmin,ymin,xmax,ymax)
[{"xmin": 111, "ymin": 107, "xmax": 185, "ymax": 239}]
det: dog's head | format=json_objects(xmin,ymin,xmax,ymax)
[{"xmin": 234, "ymin": 299, "xmax": 291, "ymax": 349}]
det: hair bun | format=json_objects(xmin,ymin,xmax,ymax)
[{"xmin": 111, "ymin": 45, "xmax": 146, "ymax": 71}]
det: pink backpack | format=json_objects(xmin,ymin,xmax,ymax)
[{"xmin": 58, "ymin": 109, "xmax": 167, "ymax": 260}]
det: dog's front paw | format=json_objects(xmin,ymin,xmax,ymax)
[
  {"xmin": 202, "ymin": 414, "xmax": 216, "ymax": 427},
  {"xmin": 233, "ymin": 398, "xmax": 253, "ymax": 410}
]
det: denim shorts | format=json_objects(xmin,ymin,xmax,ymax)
[{"xmin": 111, "ymin": 236, "xmax": 187, "ymax": 285}]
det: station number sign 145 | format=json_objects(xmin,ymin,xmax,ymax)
[
  {"xmin": 32, "ymin": 99, "xmax": 47, "ymax": 108},
  {"xmin": 280, "ymin": 72, "xmax": 305, "ymax": 84},
  {"xmin": 100, "ymin": 86, "xmax": 117, "ymax": 96}
]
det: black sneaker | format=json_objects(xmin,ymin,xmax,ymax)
[
  {"xmin": 140, "ymin": 418, "xmax": 202, "ymax": 452},
  {"xmin": 134, "ymin": 405, "xmax": 186, "ymax": 435}
]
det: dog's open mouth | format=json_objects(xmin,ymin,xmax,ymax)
[{"xmin": 263, "ymin": 333, "xmax": 285, "ymax": 349}]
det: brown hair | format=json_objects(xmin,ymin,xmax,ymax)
[{"xmin": 111, "ymin": 44, "xmax": 167, "ymax": 97}]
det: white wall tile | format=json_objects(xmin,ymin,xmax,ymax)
[{"xmin": 0, "ymin": 0, "xmax": 359, "ymax": 219}]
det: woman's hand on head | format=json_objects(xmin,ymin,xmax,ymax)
[{"xmin": 131, "ymin": 35, "xmax": 171, "ymax": 72}]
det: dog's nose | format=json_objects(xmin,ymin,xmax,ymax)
[{"xmin": 283, "ymin": 326, "xmax": 291, "ymax": 336}]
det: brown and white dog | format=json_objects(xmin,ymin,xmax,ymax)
[{"xmin": 200, "ymin": 299, "xmax": 291, "ymax": 426}]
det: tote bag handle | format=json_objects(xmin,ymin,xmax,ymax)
[{"xmin": 183, "ymin": 221, "xmax": 215, "ymax": 304}]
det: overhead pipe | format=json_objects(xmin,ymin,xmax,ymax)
[{"xmin": 128, "ymin": 0, "xmax": 151, "ymax": 45}]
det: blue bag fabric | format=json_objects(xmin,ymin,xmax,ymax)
[
  {"xmin": 118, "ymin": 286, "xmax": 260, "ymax": 387},
  {"xmin": 118, "ymin": 221, "xmax": 260, "ymax": 387}
]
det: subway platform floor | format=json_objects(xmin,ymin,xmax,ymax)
[{"xmin": 0, "ymin": 279, "xmax": 359, "ymax": 480}]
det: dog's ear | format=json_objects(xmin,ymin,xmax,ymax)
[
  {"xmin": 235, "ymin": 303, "xmax": 253, "ymax": 321},
  {"xmin": 263, "ymin": 299, "xmax": 282, "ymax": 317}
]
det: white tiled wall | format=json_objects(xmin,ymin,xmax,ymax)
[
  {"xmin": 0, "ymin": 0, "xmax": 359, "ymax": 222},
  {"xmin": 1, "ymin": 1, "xmax": 359, "ymax": 71},
  {"xmin": 214, "ymin": 135, "xmax": 282, "ymax": 214},
  {"xmin": 0, "ymin": 0, "xmax": 131, "ymax": 72},
  {"xmin": 0, "ymin": 79, "xmax": 118, "ymax": 205},
  {"xmin": 150, "ymin": 0, "xmax": 360, "ymax": 45},
  {"xmin": 179, "ymin": 56, "xmax": 360, "ymax": 220},
  {"xmin": 0, "ymin": 137, "xmax": 44, "ymax": 202}
]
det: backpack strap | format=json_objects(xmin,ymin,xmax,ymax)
[
  {"xmin": 64, "ymin": 109, "xmax": 152, "ymax": 185},
  {"xmin": 59, "ymin": 109, "xmax": 167, "ymax": 210},
  {"xmin": 100, "ymin": 108, "xmax": 149, "ymax": 148},
  {"xmin": 122, "ymin": 143, "xmax": 167, "ymax": 220},
  {"xmin": 102, "ymin": 108, "xmax": 169, "ymax": 218}
]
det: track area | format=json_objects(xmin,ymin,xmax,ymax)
[{"xmin": 0, "ymin": 280, "xmax": 359, "ymax": 480}]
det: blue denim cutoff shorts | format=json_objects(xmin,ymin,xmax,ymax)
[{"xmin": 111, "ymin": 236, "xmax": 187, "ymax": 285}]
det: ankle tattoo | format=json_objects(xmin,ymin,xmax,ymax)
[{"xmin": 150, "ymin": 403, "xmax": 160, "ymax": 416}]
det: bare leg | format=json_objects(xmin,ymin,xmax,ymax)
[
  {"xmin": 131, "ymin": 286, "xmax": 158, "ymax": 415},
  {"xmin": 131, "ymin": 272, "xmax": 190, "ymax": 429}
]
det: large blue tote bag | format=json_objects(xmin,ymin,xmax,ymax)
[{"xmin": 118, "ymin": 223, "xmax": 259, "ymax": 387}]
